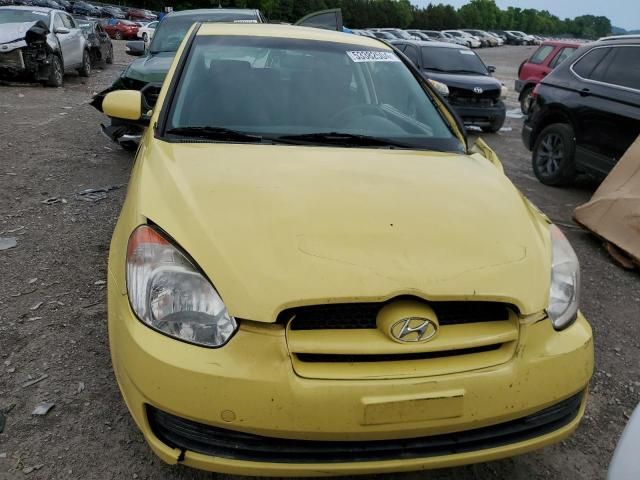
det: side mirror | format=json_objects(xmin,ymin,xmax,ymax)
[
  {"xmin": 125, "ymin": 40, "xmax": 146, "ymax": 56},
  {"xmin": 55, "ymin": 27, "xmax": 70, "ymax": 34},
  {"xmin": 487, "ymin": 65, "xmax": 496, "ymax": 73},
  {"xmin": 103, "ymin": 90, "xmax": 144, "ymax": 121}
]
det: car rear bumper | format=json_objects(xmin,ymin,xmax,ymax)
[
  {"xmin": 450, "ymin": 101, "xmax": 506, "ymax": 128},
  {"xmin": 108, "ymin": 277, "xmax": 593, "ymax": 475}
]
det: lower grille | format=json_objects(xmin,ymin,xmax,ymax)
[
  {"xmin": 147, "ymin": 392, "xmax": 583, "ymax": 463},
  {"xmin": 0, "ymin": 49, "xmax": 24, "ymax": 70},
  {"xmin": 449, "ymin": 96, "xmax": 498, "ymax": 108}
]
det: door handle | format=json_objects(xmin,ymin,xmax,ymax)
[{"xmin": 579, "ymin": 88, "xmax": 591, "ymax": 97}]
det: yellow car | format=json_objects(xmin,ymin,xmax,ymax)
[{"xmin": 104, "ymin": 22, "xmax": 593, "ymax": 476}]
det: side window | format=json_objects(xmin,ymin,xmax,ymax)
[
  {"xmin": 572, "ymin": 47, "xmax": 611, "ymax": 79},
  {"xmin": 529, "ymin": 45, "xmax": 554, "ymax": 64},
  {"xmin": 53, "ymin": 13, "xmax": 65, "ymax": 31},
  {"xmin": 598, "ymin": 46, "xmax": 640, "ymax": 90},
  {"xmin": 403, "ymin": 45, "xmax": 420, "ymax": 66},
  {"xmin": 61, "ymin": 14, "xmax": 74, "ymax": 28},
  {"xmin": 549, "ymin": 47, "xmax": 577, "ymax": 68}
]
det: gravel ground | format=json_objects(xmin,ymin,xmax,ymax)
[{"xmin": 0, "ymin": 42, "xmax": 639, "ymax": 480}]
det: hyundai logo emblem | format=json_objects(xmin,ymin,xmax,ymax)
[
  {"xmin": 390, "ymin": 317, "xmax": 438, "ymax": 343},
  {"xmin": 473, "ymin": 87, "xmax": 483, "ymax": 94}
]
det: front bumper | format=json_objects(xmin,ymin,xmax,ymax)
[
  {"xmin": 450, "ymin": 101, "xmax": 506, "ymax": 128},
  {"xmin": 108, "ymin": 280, "xmax": 593, "ymax": 476}
]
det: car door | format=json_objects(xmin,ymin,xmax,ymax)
[
  {"xmin": 570, "ymin": 45, "xmax": 640, "ymax": 174},
  {"xmin": 294, "ymin": 8, "xmax": 343, "ymax": 32},
  {"xmin": 53, "ymin": 12, "xmax": 74, "ymax": 69},
  {"xmin": 61, "ymin": 13, "xmax": 83, "ymax": 66}
]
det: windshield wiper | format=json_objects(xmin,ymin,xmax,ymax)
[
  {"xmin": 165, "ymin": 126, "xmax": 263, "ymax": 143},
  {"xmin": 275, "ymin": 132, "xmax": 412, "ymax": 148},
  {"xmin": 445, "ymin": 69, "xmax": 485, "ymax": 75}
]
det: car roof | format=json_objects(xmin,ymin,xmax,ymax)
[
  {"xmin": 197, "ymin": 23, "xmax": 390, "ymax": 48},
  {"xmin": 0, "ymin": 5, "xmax": 53, "ymax": 13},
  {"xmin": 168, "ymin": 8, "xmax": 260, "ymax": 18},
  {"xmin": 394, "ymin": 39, "xmax": 469, "ymax": 49},
  {"xmin": 598, "ymin": 34, "xmax": 640, "ymax": 42}
]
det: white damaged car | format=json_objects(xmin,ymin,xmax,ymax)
[{"xmin": 0, "ymin": 6, "xmax": 91, "ymax": 86}]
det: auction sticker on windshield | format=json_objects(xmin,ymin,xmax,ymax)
[{"xmin": 347, "ymin": 51, "xmax": 400, "ymax": 63}]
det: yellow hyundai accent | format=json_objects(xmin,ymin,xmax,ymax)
[{"xmin": 104, "ymin": 22, "xmax": 593, "ymax": 476}]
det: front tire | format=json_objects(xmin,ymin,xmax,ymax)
[
  {"xmin": 532, "ymin": 123, "xmax": 577, "ymax": 186},
  {"xmin": 45, "ymin": 54, "xmax": 63, "ymax": 87},
  {"xmin": 78, "ymin": 49, "xmax": 91, "ymax": 77}
]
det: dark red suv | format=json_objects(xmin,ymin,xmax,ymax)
[{"xmin": 516, "ymin": 40, "xmax": 580, "ymax": 113}]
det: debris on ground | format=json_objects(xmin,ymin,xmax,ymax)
[
  {"xmin": 23, "ymin": 464, "xmax": 44, "ymax": 474},
  {"xmin": 30, "ymin": 302, "xmax": 43, "ymax": 311},
  {"xmin": 77, "ymin": 382, "xmax": 85, "ymax": 394},
  {"xmin": 32, "ymin": 402, "xmax": 55, "ymax": 416},
  {"xmin": 574, "ymin": 135, "xmax": 640, "ymax": 270},
  {"xmin": 22, "ymin": 374, "xmax": 48, "ymax": 388},
  {"xmin": 41, "ymin": 197, "xmax": 66, "ymax": 205},
  {"xmin": 77, "ymin": 185, "xmax": 123, "ymax": 203},
  {"xmin": 94, "ymin": 280, "xmax": 106, "ymax": 286},
  {"xmin": 0, "ymin": 237, "xmax": 17, "ymax": 251}
]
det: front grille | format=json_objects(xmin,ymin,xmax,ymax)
[
  {"xmin": 147, "ymin": 392, "xmax": 583, "ymax": 463},
  {"xmin": 285, "ymin": 301, "xmax": 510, "ymax": 330},
  {"xmin": 449, "ymin": 96, "xmax": 498, "ymax": 108},
  {"xmin": 296, "ymin": 343, "xmax": 500, "ymax": 363}
]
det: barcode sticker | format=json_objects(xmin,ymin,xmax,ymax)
[{"xmin": 346, "ymin": 51, "xmax": 400, "ymax": 63}]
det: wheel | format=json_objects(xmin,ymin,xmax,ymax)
[
  {"xmin": 45, "ymin": 54, "xmax": 63, "ymax": 87},
  {"xmin": 142, "ymin": 32, "xmax": 148, "ymax": 42},
  {"xmin": 532, "ymin": 123, "xmax": 577, "ymax": 186},
  {"xmin": 519, "ymin": 86, "xmax": 534, "ymax": 114},
  {"xmin": 106, "ymin": 45, "xmax": 113, "ymax": 64},
  {"xmin": 114, "ymin": 31, "xmax": 123, "ymax": 40},
  {"xmin": 78, "ymin": 49, "xmax": 90, "ymax": 77}
]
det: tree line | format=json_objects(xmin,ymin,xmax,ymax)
[{"xmin": 145, "ymin": 0, "xmax": 613, "ymax": 38}]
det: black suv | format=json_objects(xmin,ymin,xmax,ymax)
[
  {"xmin": 523, "ymin": 38, "xmax": 640, "ymax": 186},
  {"xmin": 392, "ymin": 40, "xmax": 506, "ymax": 132}
]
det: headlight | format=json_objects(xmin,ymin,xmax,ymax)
[
  {"xmin": 428, "ymin": 79, "xmax": 449, "ymax": 96},
  {"xmin": 126, "ymin": 225, "xmax": 237, "ymax": 347},
  {"xmin": 548, "ymin": 225, "xmax": 580, "ymax": 330}
]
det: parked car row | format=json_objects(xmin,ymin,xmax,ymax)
[
  {"xmin": 0, "ymin": 0, "xmax": 159, "ymax": 20},
  {"xmin": 352, "ymin": 28, "xmax": 545, "ymax": 48}
]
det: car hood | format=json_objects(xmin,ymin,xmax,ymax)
[
  {"xmin": 124, "ymin": 51, "xmax": 175, "ymax": 84},
  {"xmin": 132, "ymin": 143, "xmax": 551, "ymax": 322},
  {"xmin": 0, "ymin": 21, "xmax": 49, "ymax": 47},
  {"xmin": 424, "ymin": 71, "xmax": 502, "ymax": 93}
]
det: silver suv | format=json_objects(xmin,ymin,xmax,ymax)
[{"xmin": 0, "ymin": 6, "xmax": 91, "ymax": 86}]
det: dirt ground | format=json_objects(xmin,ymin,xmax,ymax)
[{"xmin": 1, "ymin": 42, "xmax": 639, "ymax": 480}]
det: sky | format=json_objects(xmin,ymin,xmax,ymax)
[{"xmin": 413, "ymin": 0, "xmax": 640, "ymax": 30}]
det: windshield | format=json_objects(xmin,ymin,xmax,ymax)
[
  {"xmin": 165, "ymin": 35, "xmax": 462, "ymax": 152},
  {"xmin": 421, "ymin": 47, "xmax": 487, "ymax": 75},
  {"xmin": 149, "ymin": 12, "xmax": 259, "ymax": 54},
  {"xmin": 0, "ymin": 9, "xmax": 49, "ymax": 24}
]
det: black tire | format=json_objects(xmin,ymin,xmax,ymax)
[
  {"xmin": 106, "ymin": 45, "xmax": 113, "ymax": 64},
  {"xmin": 532, "ymin": 123, "xmax": 577, "ymax": 186},
  {"xmin": 142, "ymin": 32, "xmax": 148, "ymax": 42},
  {"xmin": 45, "ymin": 54, "xmax": 63, "ymax": 87},
  {"xmin": 114, "ymin": 31, "xmax": 123, "ymax": 40},
  {"xmin": 519, "ymin": 86, "xmax": 534, "ymax": 114},
  {"xmin": 78, "ymin": 49, "xmax": 91, "ymax": 77}
]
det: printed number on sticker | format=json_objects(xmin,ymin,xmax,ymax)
[{"xmin": 347, "ymin": 51, "xmax": 400, "ymax": 63}]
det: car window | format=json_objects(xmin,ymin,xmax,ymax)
[
  {"xmin": 421, "ymin": 46, "xmax": 487, "ymax": 75},
  {"xmin": 529, "ymin": 45, "xmax": 554, "ymax": 64},
  {"xmin": 62, "ymin": 14, "xmax": 74, "ymax": 28},
  {"xmin": 0, "ymin": 8, "xmax": 50, "ymax": 24},
  {"xmin": 53, "ymin": 13, "xmax": 65, "ymax": 30},
  {"xmin": 549, "ymin": 47, "xmax": 577, "ymax": 68},
  {"xmin": 166, "ymin": 36, "xmax": 463, "ymax": 153},
  {"xmin": 597, "ymin": 46, "xmax": 640, "ymax": 90},
  {"xmin": 573, "ymin": 47, "xmax": 611, "ymax": 79},
  {"xmin": 403, "ymin": 45, "xmax": 419, "ymax": 66}
]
